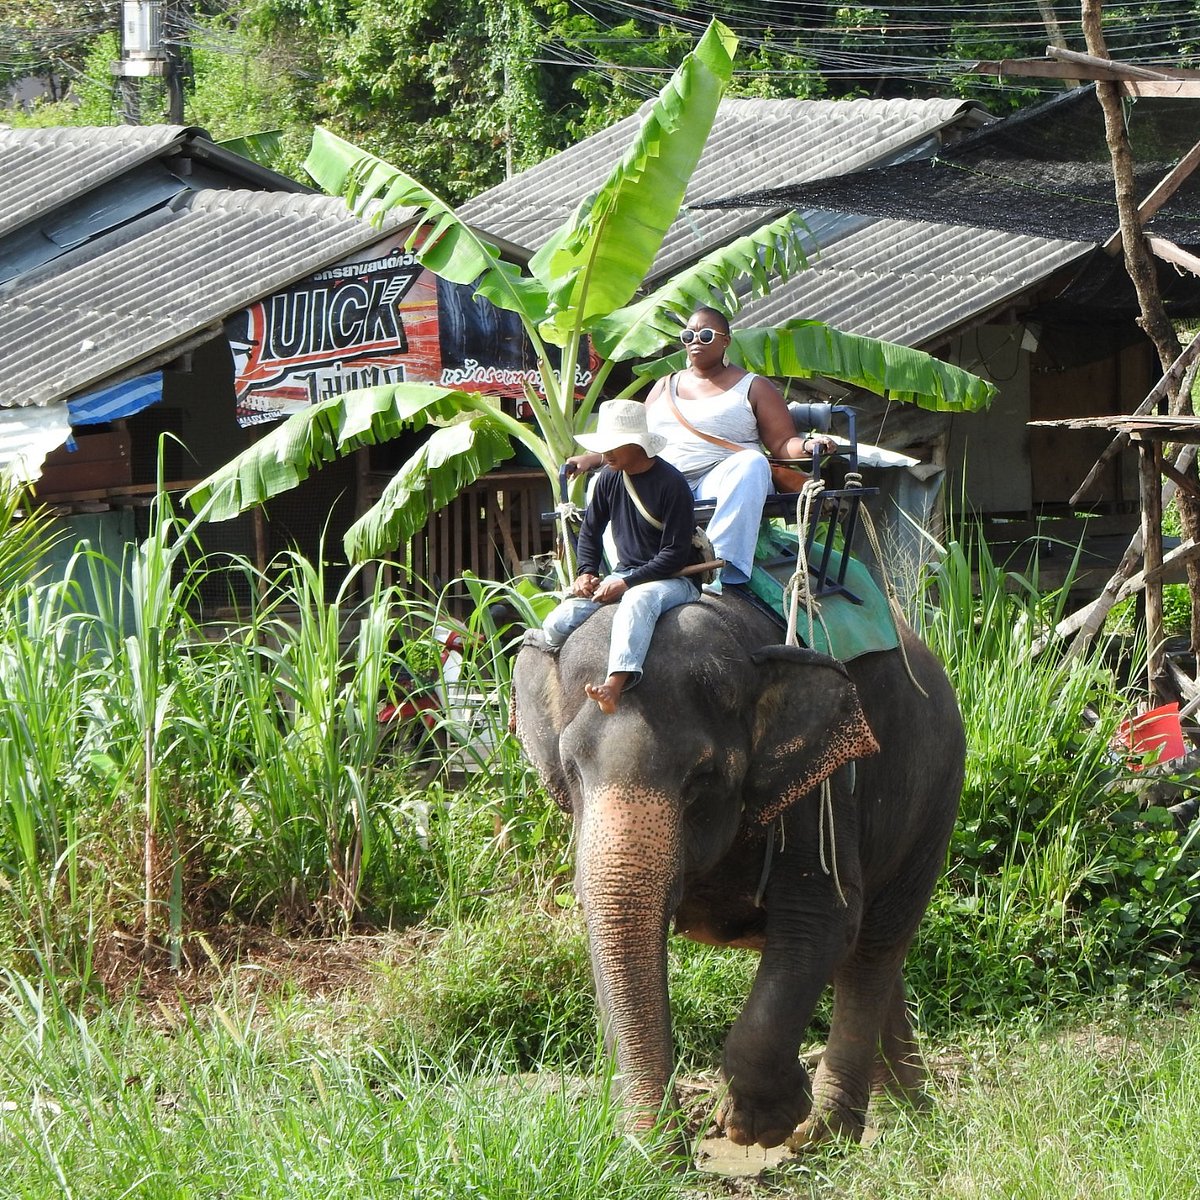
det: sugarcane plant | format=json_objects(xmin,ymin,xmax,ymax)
[{"xmin": 186, "ymin": 19, "xmax": 995, "ymax": 566}]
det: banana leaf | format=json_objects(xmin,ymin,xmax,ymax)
[
  {"xmin": 217, "ymin": 130, "xmax": 283, "ymax": 169},
  {"xmin": 590, "ymin": 210, "xmax": 811, "ymax": 362},
  {"xmin": 304, "ymin": 128, "xmax": 550, "ymax": 329},
  {"xmin": 637, "ymin": 320, "xmax": 996, "ymax": 411},
  {"xmin": 186, "ymin": 384, "xmax": 488, "ymax": 521},
  {"xmin": 343, "ymin": 418, "xmax": 515, "ymax": 561},
  {"xmin": 530, "ymin": 19, "xmax": 738, "ymax": 344}
]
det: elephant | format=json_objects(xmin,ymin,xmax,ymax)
[{"xmin": 511, "ymin": 589, "xmax": 965, "ymax": 1152}]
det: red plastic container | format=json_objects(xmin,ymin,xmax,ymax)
[{"xmin": 1116, "ymin": 702, "xmax": 1186, "ymax": 770}]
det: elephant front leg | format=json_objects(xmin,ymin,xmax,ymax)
[
  {"xmin": 716, "ymin": 893, "xmax": 857, "ymax": 1148},
  {"xmin": 789, "ymin": 959, "xmax": 913, "ymax": 1150}
]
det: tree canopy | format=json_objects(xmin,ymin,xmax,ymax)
[{"xmin": 9, "ymin": 3, "xmax": 1200, "ymax": 199}]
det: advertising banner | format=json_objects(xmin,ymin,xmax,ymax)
[{"xmin": 226, "ymin": 233, "xmax": 596, "ymax": 428}]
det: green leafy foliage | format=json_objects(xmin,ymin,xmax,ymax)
[
  {"xmin": 911, "ymin": 523, "xmax": 1200, "ymax": 1031},
  {"xmin": 1, "ymin": 31, "xmax": 121, "ymax": 127},
  {"xmin": 198, "ymin": 20, "xmax": 993, "ymax": 563},
  {"xmin": 246, "ymin": 0, "xmax": 577, "ymax": 202},
  {"xmin": 0, "ymin": 0, "xmax": 111, "ymax": 96}
]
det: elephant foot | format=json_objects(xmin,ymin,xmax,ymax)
[
  {"xmin": 715, "ymin": 1070, "xmax": 811, "ymax": 1149},
  {"xmin": 715, "ymin": 1051, "xmax": 812, "ymax": 1149},
  {"xmin": 785, "ymin": 1106, "xmax": 865, "ymax": 1153}
]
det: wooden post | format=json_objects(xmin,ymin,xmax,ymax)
[{"xmin": 1140, "ymin": 435, "xmax": 1166, "ymax": 697}]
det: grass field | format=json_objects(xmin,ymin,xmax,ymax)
[
  {"xmin": 2, "ymin": 492, "xmax": 1200, "ymax": 1195},
  {"xmin": 1, "ymin": 937, "xmax": 1198, "ymax": 1199}
]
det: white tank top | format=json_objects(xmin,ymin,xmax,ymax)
[{"xmin": 648, "ymin": 372, "xmax": 761, "ymax": 483}]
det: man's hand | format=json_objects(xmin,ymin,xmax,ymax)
[
  {"xmin": 565, "ymin": 452, "xmax": 603, "ymax": 476},
  {"xmin": 571, "ymin": 572, "xmax": 600, "ymax": 598},
  {"xmin": 593, "ymin": 575, "xmax": 628, "ymax": 603}
]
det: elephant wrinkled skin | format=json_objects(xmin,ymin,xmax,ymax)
[{"xmin": 512, "ymin": 592, "xmax": 964, "ymax": 1152}]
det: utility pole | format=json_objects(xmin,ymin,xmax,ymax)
[{"xmin": 163, "ymin": 0, "xmax": 185, "ymax": 124}]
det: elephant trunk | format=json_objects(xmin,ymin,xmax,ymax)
[{"xmin": 576, "ymin": 784, "xmax": 682, "ymax": 1130}]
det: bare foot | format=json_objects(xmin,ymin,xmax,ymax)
[{"xmin": 585, "ymin": 673, "xmax": 629, "ymax": 714}]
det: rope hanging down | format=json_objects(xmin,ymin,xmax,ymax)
[
  {"xmin": 786, "ymin": 476, "xmax": 847, "ymax": 907},
  {"xmin": 778, "ymin": 469, "xmax": 929, "ymax": 908}
]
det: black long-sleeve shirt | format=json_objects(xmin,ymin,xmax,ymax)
[{"xmin": 575, "ymin": 459, "xmax": 696, "ymax": 588}]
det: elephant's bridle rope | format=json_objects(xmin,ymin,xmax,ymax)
[
  {"xmin": 776, "ymin": 479, "xmax": 847, "ymax": 908},
  {"xmin": 781, "ymin": 467, "xmax": 934, "ymax": 910}
]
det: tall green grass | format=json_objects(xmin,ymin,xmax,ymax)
[
  {"xmin": 0, "ymin": 969, "xmax": 679, "ymax": 1200},
  {"xmin": 0, "ymin": 490, "xmax": 564, "ymax": 970},
  {"xmin": 2, "ymin": 969, "xmax": 1200, "ymax": 1198},
  {"xmin": 913, "ymin": 528, "xmax": 1200, "ymax": 1028}
]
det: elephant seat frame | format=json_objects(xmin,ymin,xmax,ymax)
[{"xmin": 552, "ymin": 400, "xmax": 879, "ymax": 605}]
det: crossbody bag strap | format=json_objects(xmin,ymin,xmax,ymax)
[
  {"xmin": 619, "ymin": 470, "xmax": 664, "ymax": 530},
  {"xmin": 666, "ymin": 373, "xmax": 748, "ymax": 454}
]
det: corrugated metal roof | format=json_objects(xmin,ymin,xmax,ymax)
[
  {"xmin": 460, "ymin": 96, "xmax": 985, "ymax": 279},
  {"xmin": 0, "ymin": 125, "xmax": 194, "ymax": 242},
  {"xmin": 737, "ymin": 217, "xmax": 1090, "ymax": 347},
  {"xmin": 0, "ymin": 190, "xmax": 412, "ymax": 407},
  {"xmin": 463, "ymin": 91, "xmax": 1089, "ymax": 352}
]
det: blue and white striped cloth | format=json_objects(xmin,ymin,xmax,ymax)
[{"xmin": 67, "ymin": 372, "xmax": 163, "ymax": 426}]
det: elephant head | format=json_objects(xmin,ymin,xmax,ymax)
[{"xmin": 511, "ymin": 600, "xmax": 880, "ymax": 1134}]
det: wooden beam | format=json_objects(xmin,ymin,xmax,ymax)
[
  {"xmin": 1141, "ymin": 438, "xmax": 1167, "ymax": 698},
  {"xmin": 1121, "ymin": 80, "xmax": 1200, "ymax": 98},
  {"xmin": 968, "ymin": 58, "xmax": 1129, "ymax": 80},
  {"xmin": 1159, "ymin": 456, "xmax": 1200, "ymax": 503},
  {"xmin": 1047, "ymin": 46, "xmax": 1179, "ymax": 80},
  {"xmin": 1105, "ymin": 138, "xmax": 1200, "ymax": 254},
  {"xmin": 970, "ymin": 51, "xmax": 1200, "ymax": 83},
  {"xmin": 1147, "ymin": 236, "xmax": 1200, "ymax": 278}
]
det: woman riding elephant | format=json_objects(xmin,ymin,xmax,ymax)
[
  {"xmin": 569, "ymin": 305, "xmax": 837, "ymax": 592},
  {"xmin": 513, "ymin": 590, "xmax": 964, "ymax": 1153}
]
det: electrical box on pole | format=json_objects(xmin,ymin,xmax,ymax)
[{"xmin": 113, "ymin": 1, "xmax": 182, "ymax": 125}]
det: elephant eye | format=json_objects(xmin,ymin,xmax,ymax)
[{"xmin": 683, "ymin": 763, "xmax": 719, "ymax": 806}]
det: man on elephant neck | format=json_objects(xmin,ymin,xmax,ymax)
[{"xmin": 542, "ymin": 400, "xmax": 700, "ymax": 714}]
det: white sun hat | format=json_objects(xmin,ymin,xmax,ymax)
[{"xmin": 575, "ymin": 399, "xmax": 667, "ymax": 457}]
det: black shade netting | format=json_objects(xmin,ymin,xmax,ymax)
[{"xmin": 699, "ymin": 85, "xmax": 1200, "ymax": 247}]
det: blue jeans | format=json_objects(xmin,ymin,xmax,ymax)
[
  {"xmin": 689, "ymin": 450, "xmax": 771, "ymax": 585},
  {"xmin": 541, "ymin": 575, "xmax": 698, "ymax": 686}
]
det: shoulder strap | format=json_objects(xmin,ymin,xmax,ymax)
[
  {"xmin": 620, "ymin": 471, "xmax": 664, "ymax": 530},
  {"xmin": 667, "ymin": 374, "xmax": 745, "ymax": 454}
]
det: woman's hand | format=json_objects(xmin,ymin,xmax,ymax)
[{"xmin": 802, "ymin": 434, "xmax": 838, "ymax": 456}]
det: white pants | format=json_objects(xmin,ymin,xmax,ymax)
[{"xmin": 689, "ymin": 450, "xmax": 771, "ymax": 585}]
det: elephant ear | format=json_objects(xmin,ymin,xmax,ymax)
[
  {"xmin": 512, "ymin": 634, "xmax": 574, "ymax": 813},
  {"xmin": 744, "ymin": 645, "xmax": 880, "ymax": 825}
]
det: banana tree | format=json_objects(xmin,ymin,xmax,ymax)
[{"xmin": 187, "ymin": 19, "xmax": 995, "ymax": 565}]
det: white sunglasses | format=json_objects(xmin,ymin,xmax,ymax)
[{"xmin": 679, "ymin": 328, "xmax": 725, "ymax": 345}]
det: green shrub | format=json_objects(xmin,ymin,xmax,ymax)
[
  {"xmin": 378, "ymin": 900, "xmax": 596, "ymax": 1070},
  {"xmin": 912, "ymin": 524, "xmax": 1200, "ymax": 1031}
]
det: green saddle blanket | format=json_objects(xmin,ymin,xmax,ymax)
[{"xmin": 746, "ymin": 523, "xmax": 899, "ymax": 662}]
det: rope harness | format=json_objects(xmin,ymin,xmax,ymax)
[{"xmin": 763, "ymin": 469, "xmax": 932, "ymax": 909}]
